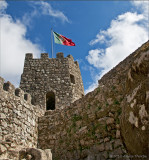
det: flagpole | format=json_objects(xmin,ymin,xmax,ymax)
[{"xmin": 51, "ymin": 28, "xmax": 54, "ymax": 58}]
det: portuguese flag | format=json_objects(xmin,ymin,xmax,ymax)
[{"xmin": 53, "ymin": 31, "xmax": 75, "ymax": 46}]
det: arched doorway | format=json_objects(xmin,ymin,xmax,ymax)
[{"xmin": 46, "ymin": 91, "xmax": 55, "ymax": 110}]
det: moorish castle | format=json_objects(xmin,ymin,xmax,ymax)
[{"xmin": 0, "ymin": 41, "xmax": 149, "ymax": 160}]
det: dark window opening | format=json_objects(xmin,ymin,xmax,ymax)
[
  {"xmin": 46, "ymin": 92, "xmax": 55, "ymax": 110},
  {"xmin": 70, "ymin": 74, "xmax": 75, "ymax": 84}
]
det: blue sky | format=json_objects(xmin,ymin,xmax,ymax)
[{"xmin": 0, "ymin": 0, "xmax": 148, "ymax": 93}]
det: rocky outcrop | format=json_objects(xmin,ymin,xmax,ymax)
[
  {"xmin": 19, "ymin": 148, "xmax": 52, "ymax": 160},
  {"xmin": 120, "ymin": 42, "xmax": 149, "ymax": 156}
]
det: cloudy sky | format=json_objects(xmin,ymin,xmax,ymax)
[{"xmin": 0, "ymin": 0, "xmax": 148, "ymax": 94}]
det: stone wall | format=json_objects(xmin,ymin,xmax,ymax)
[
  {"xmin": 38, "ymin": 92, "xmax": 127, "ymax": 160},
  {"xmin": 20, "ymin": 52, "xmax": 84, "ymax": 110},
  {"xmin": 0, "ymin": 77, "xmax": 44, "ymax": 160},
  {"xmin": 38, "ymin": 77, "xmax": 127, "ymax": 160},
  {"xmin": 38, "ymin": 41, "xmax": 149, "ymax": 160},
  {"xmin": 0, "ymin": 41, "xmax": 148, "ymax": 160}
]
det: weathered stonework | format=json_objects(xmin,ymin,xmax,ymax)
[
  {"xmin": 0, "ymin": 41, "xmax": 148, "ymax": 160},
  {"xmin": 20, "ymin": 52, "xmax": 84, "ymax": 110},
  {"xmin": 38, "ymin": 41, "xmax": 149, "ymax": 159},
  {"xmin": 120, "ymin": 46, "xmax": 149, "ymax": 156},
  {"xmin": 0, "ymin": 78, "xmax": 44, "ymax": 160}
]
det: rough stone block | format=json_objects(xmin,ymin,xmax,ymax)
[
  {"xmin": 105, "ymin": 142, "xmax": 112, "ymax": 151},
  {"xmin": 41, "ymin": 53, "xmax": 49, "ymax": 59},
  {"xmin": 67, "ymin": 54, "xmax": 74, "ymax": 60},
  {"xmin": 56, "ymin": 52, "xmax": 64, "ymax": 59},
  {"xmin": 25, "ymin": 53, "xmax": 33, "ymax": 59},
  {"xmin": 106, "ymin": 117, "xmax": 114, "ymax": 125},
  {"xmin": 3, "ymin": 81, "xmax": 15, "ymax": 94},
  {"xmin": 114, "ymin": 139, "xmax": 122, "ymax": 148},
  {"xmin": 96, "ymin": 143, "xmax": 105, "ymax": 152},
  {"xmin": 15, "ymin": 88, "xmax": 24, "ymax": 99},
  {"xmin": 0, "ymin": 76, "xmax": 5, "ymax": 89},
  {"xmin": 0, "ymin": 144, "xmax": 7, "ymax": 154},
  {"xmin": 19, "ymin": 148, "xmax": 52, "ymax": 160},
  {"xmin": 116, "ymin": 130, "xmax": 120, "ymax": 138}
]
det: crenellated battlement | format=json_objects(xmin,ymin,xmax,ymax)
[
  {"xmin": 24, "ymin": 53, "xmax": 81, "ymax": 67},
  {"xmin": 0, "ymin": 77, "xmax": 31, "ymax": 104},
  {"xmin": 25, "ymin": 53, "xmax": 33, "ymax": 59},
  {"xmin": 0, "ymin": 76, "xmax": 44, "ymax": 160},
  {"xmin": 56, "ymin": 52, "xmax": 64, "ymax": 59},
  {"xmin": 41, "ymin": 53, "xmax": 49, "ymax": 59},
  {"xmin": 25, "ymin": 52, "xmax": 76, "ymax": 60},
  {"xmin": 0, "ymin": 76, "xmax": 35, "ymax": 105},
  {"xmin": 67, "ymin": 54, "xmax": 74, "ymax": 60},
  {"xmin": 3, "ymin": 81, "xmax": 15, "ymax": 94}
]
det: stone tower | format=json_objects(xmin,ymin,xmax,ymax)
[{"xmin": 20, "ymin": 52, "xmax": 84, "ymax": 110}]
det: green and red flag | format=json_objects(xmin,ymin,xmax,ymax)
[{"xmin": 53, "ymin": 31, "xmax": 75, "ymax": 46}]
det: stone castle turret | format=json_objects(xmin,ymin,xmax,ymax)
[{"xmin": 20, "ymin": 52, "xmax": 84, "ymax": 110}]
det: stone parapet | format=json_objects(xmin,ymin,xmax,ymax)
[
  {"xmin": 56, "ymin": 52, "xmax": 64, "ymax": 59},
  {"xmin": 41, "ymin": 53, "xmax": 49, "ymax": 59},
  {"xmin": 25, "ymin": 53, "xmax": 33, "ymax": 59},
  {"xmin": 0, "ymin": 77, "xmax": 44, "ymax": 160}
]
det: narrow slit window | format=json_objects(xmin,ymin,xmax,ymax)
[{"xmin": 70, "ymin": 74, "xmax": 75, "ymax": 84}]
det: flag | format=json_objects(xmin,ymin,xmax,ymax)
[{"xmin": 53, "ymin": 31, "xmax": 75, "ymax": 46}]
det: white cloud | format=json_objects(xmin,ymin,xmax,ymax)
[
  {"xmin": 22, "ymin": 9, "xmax": 38, "ymax": 27},
  {"xmin": 89, "ymin": 33, "xmax": 105, "ymax": 46},
  {"xmin": 85, "ymin": 1, "xmax": 148, "ymax": 93},
  {"xmin": 0, "ymin": 0, "xmax": 7, "ymax": 13},
  {"xmin": 132, "ymin": 1, "xmax": 148, "ymax": 18},
  {"xmin": 34, "ymin": 1, "xmax": 70, "ymax": 23},
  {"xmin": 0, "ymin": 1, "xmax": 42, "ymax": 86},
  {"xmin": 22, "ymin": 1, "xmax": 70, "ymax": 26},
  {"xmin": 85, "ymin": 80, "xmax": 98, "ymax": 94}
]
